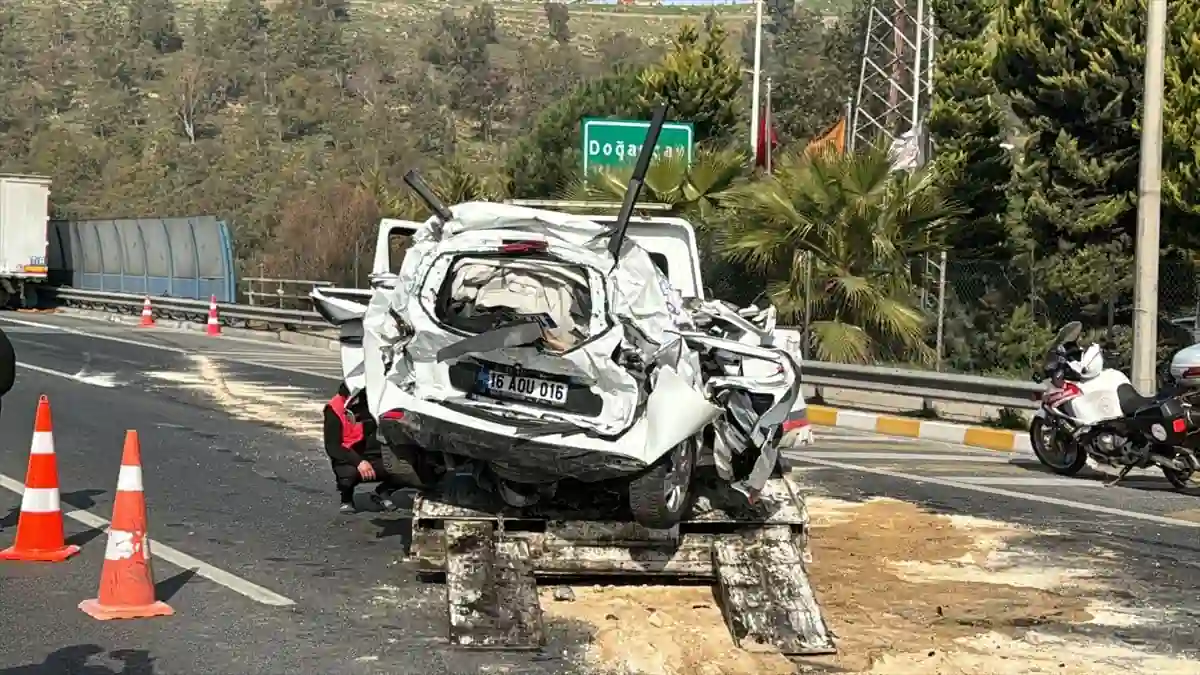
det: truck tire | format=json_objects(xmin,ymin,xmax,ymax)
[
  {"xmin": 380, "ymin": 443, "xmax": 440, "ymax": 490},
  {"xmin": 628, "ymin": 435, "xmax": 697, "ymax": 529},
  {"xmin": 20, "ymin": 283, "xmax": 37, "ymax": 309}
]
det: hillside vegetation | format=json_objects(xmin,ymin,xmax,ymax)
[
  {"xmin": 0, "ymin": 0, "xmax": 854, "ymax": 277},
  {"xmin": 11, "ymin": 0, "xmax": 1198, "ymax": 377}
]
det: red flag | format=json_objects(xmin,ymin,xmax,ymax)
[{"xmin": 755, "ymin": 105, "xmax": 779, "ymax": 170}]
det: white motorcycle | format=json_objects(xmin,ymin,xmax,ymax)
[{"xmin": 1029, "ymin": 321, "xmax": 1199, "ymax": 488}]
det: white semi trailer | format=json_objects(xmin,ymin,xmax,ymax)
[{"xmin": 0, "ymin": 174, "xmax": 52, "ymax": 308}]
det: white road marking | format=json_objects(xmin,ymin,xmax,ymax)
[
  {"xmin": 17, "ymin": 362, "xmax": 119, "ymax": 388},
  {"xmin": 0, "ymin": 316, "xmax": 341, "ymax": 382},
  {"xmin": 789, "ymin": 451, "xmax": 1014, "ymax": 463},
  {"xmin": 0, "ymin": 472, "xmax": 296, "ymax": 607},
  {"xmin": 209, "ymin": 353, "xmax": 318, "ymax": 360},
  {"xmin": 933, "ymin": 476, "xmax": 1101, "ymax": 487},
  {"xmin": 788, "ymin": 454, "xmax": 1200, "ymax": 529}
]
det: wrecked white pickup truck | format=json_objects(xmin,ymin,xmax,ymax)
[
  {"xmin": 315, "ymin": 201, "xmax": 804, "ymax": 529},
  {"xmin": 313, "ymin": 149, "xmax": 806, "ymax": 529}
]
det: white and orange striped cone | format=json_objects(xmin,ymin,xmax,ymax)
[
  {"xmin": 79, "ymin": 430, "xmax": 174, "ymax": 621},
  {"xmin": 138, "ymin": 296, "xmax": 155, "ymax": 328},
  {"xmin": 0, "ymin": 396, "xmax": 80, "ymax": 562},
  {"xmin": 205, "ymin": 295, "xmax": 221, "ymax": 336}
]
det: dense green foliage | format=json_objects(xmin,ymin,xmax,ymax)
[
  {"xmin": 994, "ymin": 0, "xmax": 1145, "ymax": 323},
  {"xmin": 983, "ymin": 0, "xmax": 1199, "ymax": 376},
  {"xmin": 6, "ymin": 0, "xmax": 1200, "ymax": 373},
  {"xmin": 927, "ymin": 0, "xmax": 1011, "ymax": 259}
]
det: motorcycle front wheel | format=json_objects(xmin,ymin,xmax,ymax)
[{"xmin": 1029, "ymin": 417, "xmax": 1088, "ymax": 475}]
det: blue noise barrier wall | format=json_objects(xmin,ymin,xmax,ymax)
[{"xmin": 47, "ymin": 216, "xmax": 237, "ymax": 302}]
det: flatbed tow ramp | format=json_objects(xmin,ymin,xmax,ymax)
[{"xmin": 409, "ymin": 467, "xmax": 836, "ymax": 656}]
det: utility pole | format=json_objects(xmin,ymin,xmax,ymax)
[
  {"xmin": 750, "ymin": 0, "xmax": 764, "ymax": 160},
  {"xmin": 765, "ymin": 76, "xmax": 774, "ymax": 173},
  {"xmin": 1132, "ymin": 0, "xmax": 1168, "ymax": 394}
]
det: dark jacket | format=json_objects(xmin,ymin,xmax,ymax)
[
  {"xmin": 0, "ymin": 327, "xmax": 14, "ymax": 398},
  {"xmin": 323, "ymin": 388, "xmax": 381, "ymax": 465}
]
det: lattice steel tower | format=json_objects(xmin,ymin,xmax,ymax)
[{"xmin": 849, "ymin": 0, "xmax": 935, "ymax": 164}]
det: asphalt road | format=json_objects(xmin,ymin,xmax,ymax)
[
  {"xmin": 0, "ymin": 313, "xmax": 591, "ymax": 675},
  {"xmin": 2, "ymin": 311, "xmax": 1199, "ymax": 672}
]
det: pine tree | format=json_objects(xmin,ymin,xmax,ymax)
[
  {"xmin": 927, "ymin": 0, "xmax": 1012, "ymax": 258},
  {"xmin": 1163, "ymin": 0, "xmax": 1200, "ymax": 249},
  {"xmin": 638, "ymin": 22, "xmax": 743, "ymax": 144},
  {"xmin": 993, "ymin": 0, "xmax": 1143, "ymax": 322}
]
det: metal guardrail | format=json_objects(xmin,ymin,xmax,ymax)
[
  {"xmin": 49, "ymin": 288, "xmax": 330, "ymax": 330},
  {"xmin": 802, "ymin": 361, "xmax": 1042, "ymax": 410},
  {"xmin": 242, "ymin": 277, "xmax": 331, "ymax": 309},
  {"xmin": 44, "ymin": 287, "xmax": 1044, "ymax": 409}
]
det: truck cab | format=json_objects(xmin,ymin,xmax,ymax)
[{"xmin": 366, "ymin": 204, "xmax": 704, "ymax": 301}]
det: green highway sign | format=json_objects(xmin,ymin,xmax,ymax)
[{"xmin": 581, "ymin": 118, "xmax": 695, "ymax": 174}]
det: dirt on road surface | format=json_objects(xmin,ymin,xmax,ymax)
[{"xmin": 542, "ymin": 497, "xmax": 1198, "ymax": 675}]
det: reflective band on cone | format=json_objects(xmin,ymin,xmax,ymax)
[
  {"xmin": 79, "ymin": 430, "xmax": 174, "ymax": 620},
  {"xmin": 138, "ymin": 296, "xmax": 155, "ymax": 328},
  {"xmin": 0, "ymin": 395, "xmax": 80, "ymax": 562}
]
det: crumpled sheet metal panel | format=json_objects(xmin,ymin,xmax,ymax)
[
  {"xmin": 360, "ymin": 202, "xmax": 711, "ymax": 463},
  {"xmin": 357, "ymin": 201, "xmax": 802, "ymax": 480}
]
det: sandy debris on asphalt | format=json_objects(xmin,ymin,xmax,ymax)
[
  {"xmin": 144, "ymin": 355, "xmax": 325, "ymax": 443},
  {"xmin": 1165, "ymin": 507, "xmax": 1200, "ymax": 523},
  {"xmin": 542, "ymin": 496, "xmax": 1197, "ymax": 675}
]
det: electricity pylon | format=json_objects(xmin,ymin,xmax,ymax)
[{"xmin": 849, "ymin": 0, "xmax": 935, "ymax": 163}]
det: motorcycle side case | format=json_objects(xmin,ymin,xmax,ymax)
[{"xmin": 1170, "ymin": 343, "xmax": 1200, "ymax": 387}]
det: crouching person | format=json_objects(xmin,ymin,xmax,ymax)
[{"xmin": 324, "ymin": 383, "xmax": 403, "ymax": 513}]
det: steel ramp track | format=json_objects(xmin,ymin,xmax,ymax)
[
  {"xmin": 444, "ymin": 520, "xmax": 544, "ymax": 649},
  {"xmin": 415, "ymin": 471, "xmax": 836, "ymax": 655},
  {"xmin": 413, "ymin": 471, "xmax": 810, "ymax": 579},
  {"xmin": 713, "ymin": 525, "xmax": 836, "ymax": 656}
]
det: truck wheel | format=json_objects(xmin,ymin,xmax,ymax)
[
  {"xmin": 628, "ymin": 435, "xmax": 697, "ymax": 529},
  {"xmin": 381, "ymin": 444, "xmax": 441, "ymax": 490},
  {"xmin": 20, "ymin": 284, "xmax": 37, "ymax": 309}
]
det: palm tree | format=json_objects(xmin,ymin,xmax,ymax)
[
  {"xmin": 716, "ymin": 142, "xmax": 956, "ymax": 364},
  {"xmin": 561, "ymin": 146, "xmax": 748, "ymax": 220},
  {"xmin": 371, "ymin": 160, "xmax": 511, "ymax": 220},
  {"xmin": 561, "ymin": 146, "xmax": 755, "ymax": 301}
]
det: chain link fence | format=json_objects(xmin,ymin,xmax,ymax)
[
  {"xmin": 921, "ymin": 254, "xmax": 1200, "ymax": 378},
  {"xmin": 325, "ymin": 243, "xmax": 1196, "ymax": 379}
]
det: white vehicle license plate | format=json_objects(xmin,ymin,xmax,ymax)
[{"xmin": 484, "ymin": 370, "xmax": 568, "ymax": 406}]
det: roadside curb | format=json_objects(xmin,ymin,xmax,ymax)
[{"xmin": 806, "ymin": 404, "xmax": 1031, "ymax": 453}]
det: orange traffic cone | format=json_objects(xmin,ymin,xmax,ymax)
[
  {"xmin": 0, "ymin": 396, "xmax": 80, "ymax": 562},
  {"xmin": 79, "ymin": 430, "xmax": 174, "ymax": 621},
  {"xmin": 205, "ymin": 295, "xmax": 221, "ymax": 336},
  {"xmin": 138, "ymin": 296, "xmax": 155, "ymax": 328}
]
